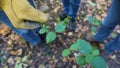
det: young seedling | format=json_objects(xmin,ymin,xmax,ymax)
[
  {"xmin": 39, "ymin": 16, "xmax": 71, "ymax": 44},
  {"xmin": 88, "ymin": 16, "xmax": 101, "ymax": 34},
  {"xmin": 62, "ymin": 39, "xmax": 107, "ymax": 68},
  {"xmin": 15, "ymin": 55, "xmax": 29, "ymax": 68}
]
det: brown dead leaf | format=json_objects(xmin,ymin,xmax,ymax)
[
  {"xmin": 62, "ymin": 57, "xmax": 67, "ymax": 62},
  {"xmin": 10, "ymin": 51, "xmax": 17, "ymax": 55},
  {"xmin": 14, "ymin": 57, "xmax": 21, "ymax": 61},
  {"xmin": 68, "ymin": 57, "xmax": 76, "ymax": 62},
  {"xmin": 16, "ymin": 48, "xmax": 23, "ymax": 56},
  {"xmin": 7, "ymin": 40, "xmax": 13, "ymax": 45},
  {"xmin": 0, "ymin": 24, "xmax": 11, "ymax": 36},
  {"xmin": 6, "ymin": 47, "xmax": 13, "ymax": 51},
  {"xmin": 10, "ymin": 48, "xmax": 23, "ymax": 56},
  {"xmin": 14, "ymin": 35, "xmax": 21, "ymax": 40}
]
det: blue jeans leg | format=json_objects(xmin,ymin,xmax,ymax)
[
  {"xmin": 28, "ymin": 0, "xmax": 35, "ymax": 7},
  {"xmin": 94, "ymin": 0, "xmax": 120, "ymax": 42},
  {"xmin": 62, "ymin": 0, "xmax": 70, "ymax": 14},
  {"xmin": 94, "ymin": 0, "xmax": 120, "ymax": 54},
  {"xmin": 69, "ymin": 0, "xmax": 80, "ymax": 19},
  {"xmin": 105, "ymin": 34, "xmax": 120, "ymax": 54}
]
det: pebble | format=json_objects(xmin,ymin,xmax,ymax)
[{"xmin": 68, "ymin": 32, "xmax": 73, "ymax": 36}]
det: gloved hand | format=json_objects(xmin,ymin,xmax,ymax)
[{"xmin": 0, "ymin": 0, "xmax": 49, "ymax": 29}]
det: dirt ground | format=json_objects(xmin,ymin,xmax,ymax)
[{"xmin": 0, "ymin": 0, "xmax": 120, "ymax": 68}]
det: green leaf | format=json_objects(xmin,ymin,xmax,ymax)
[
  {"xmin": 62, "ymin": 49, "xmax": 71, "ymax": 57},
  {"xmin": 15, "ymin": 64, "xmax": 19, "ymax": 68},
  {"xmin": 0, "ymin": 50, "xmax": 5, "ymax": 55},
  {"xmin": 111, "ymin": 33, "xmax": 117, "ymax": 38},
  {"xmin": 39, "ymin": 24, "xmax": 49, "ymax": 34},
  {"xmin": 64, "ymin": 17, "xmax": 71, "ymax": 24},
  {"xmin": 46, "ymin": 32, "xmax": 56, "ymax": 44},
  {"xmin": 18, "ymin": 64, "xmax": 22, "ymax": 68},
  {"xmin": 15, "ymin": 63, "xmax": 22, "ymax": 68},
  {"xmin": 94, "ymin": 19, "xmax": 101, "ymax": 26},
  {"xmin": 4, "ymin": 65, "xmax": 8, "ymax": 68},
  {"xmin": 92, "ymin": 46, "xmax": 96, "ymax": 51},
  {"xmin": 85, "ymin": 54, "xmax": 95, "ymax": 63},
  {"xmin": 55, "ymin": 21, "xmax": 67, "ymax": 33},
  {"xmin": 39, "ymin": 28, "xmax": 47, "ymax": 34},
  {"xmin": 0, "ymin": 57, "xmax": 5, "ymax": 62},
  {"xmin": 22, "ymin": 56, "xmax": 28, "ymax": 62},
  {"xmin": 92, "ymin": 56, "xmax": 107, "ymax": 68},
  {"xmin": 76, "ymin": 39, "xmax": 92, "ymax": 55},
  {"xmin": 92, "ymin": 49, "xmax": 100, "ymax": 56},
  {"xmin": 88, "ymin": 16, "xmax": 101, "ymax": 26},
  {"xmin": 56, "ymin": 17, "xmax": 61, "ymax": 22},
  {"xmin": 91, "ymin": 26, "xmax": 97, "ymax": 33},
  {"xmin": 76, "ymin": 56, "xmax": 86, "ymax": 66},
  {"xmin": 42, "ymin": 24, "xmax": 46, "ymax": 28},
  {"xmin": 22, "ymin": 63, "xmax": 28, "ymax": 67},
  {"xmin": 88, "ymin": 16, "xmax": 94, "ymax": 24},
  {"xmin": 70, "ymin": 43, "xmax": 78, "ymax": 51}
]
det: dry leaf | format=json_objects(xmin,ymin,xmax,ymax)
[
  {"xmin": 6, "ymin": 47, "xmax": 13, "ymax": 51},
  {"xmin": 16, "ymin": 48, "xmax": 23, "ymax": 56},
  {"xmin": 62, "ymin": 57, "xmax": 67, "ymax": 62},
  {"xmin": 7, "ymin": 40, "xmax": 13, "ymax": 45},
  {"xmin": 10, "ymin": 51, "xmax": 17, "ymax": 55},
  {"xmin": 68, "ymin": 57, "xmax": 76, "ymax": 62},
  {"xmin": 0, "ymin": 24, "xmax": 11, "ymax": 36}
]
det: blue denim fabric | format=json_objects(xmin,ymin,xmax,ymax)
[
  {"xmin": 0, "ymin": 0, "xmax": 41, "ymax": 45},
  {"xmin": 105, "ymin": 34, "xmax": 120, "ymax": 54},
  {"xmin": 62, "ymin": 0, "xmax": 81, "ymax": 19},
  {"xmin": 94, "ymin": 0, "xmax": 120, "ymax": 54}
]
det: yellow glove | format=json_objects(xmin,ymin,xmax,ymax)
[{"xmin": 0, "ymin": 0, "xmax": 48, "ymax": 29}]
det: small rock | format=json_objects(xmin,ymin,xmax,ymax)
[
  {"xmin": 37, "ymin": 53, "xmax": 41, "ymax": 56},
  {"xmin": 68, "ymin": 32, "xmax": 73, "ymax": 36}
]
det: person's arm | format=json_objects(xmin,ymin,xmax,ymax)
[{"xmin": 0, "ymin": 0, "xmax": 48, "ymax": 29}]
